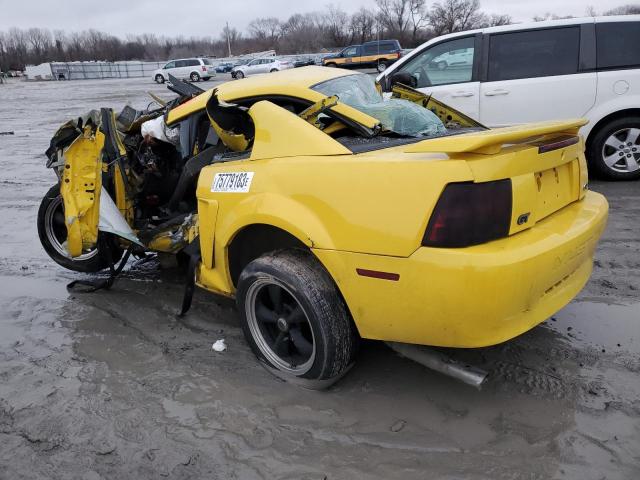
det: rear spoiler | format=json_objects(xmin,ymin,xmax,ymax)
[{"xmin": 405, "ymin": 119, "xmax": 588, "ymax": 155}]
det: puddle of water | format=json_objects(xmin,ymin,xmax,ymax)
[
  {"xmin": 0, "ymin": 274, "xmax": 69, "ymax": 300},
  {"xmin": 548, "ymin": 301, "xmax": 640, "ymax": 354}
]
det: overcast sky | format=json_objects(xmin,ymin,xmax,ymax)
[{"xmin": 0, "ymin": 0, "xmax": 625, "ymax": 37}]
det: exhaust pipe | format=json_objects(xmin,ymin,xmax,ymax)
[{"xmin": 386, "ymin": 342, "xmax": 488, "ymax": 389}]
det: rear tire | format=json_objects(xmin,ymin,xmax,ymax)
[
  {"xmin": 587, "ymin": 116, "xmax": 640, "ymax": 180},
  {"xmin": 376, "ymin": 62, "xmax": 389, "ymax": 73},
  {"xmin": 236, "ymin": 249, "xmax": 358, "ymax": 381},
  {"xmin": 325, "ymin": 63, "xmax": 337, "ymax": 68},
  {"xmin": 190, "ymin": 72, "xmax": 201, "ymax": 82},
  {"xmin": 270, "ymin": 69, "xmax": 278, "ymax": 73},
  {"xmin": 37, "ymin": 184, "xmax": 123, "ymax": 273},
  {"xmin": 155, "ymin": 74, "xmax": 165, "ymax": 84}
]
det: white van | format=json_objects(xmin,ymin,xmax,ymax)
[
  {"xmin": 378, "ymin": 16, "xmax": 640, "ymax": 180},
  {"xmin": 153, "ymin": 58, "xmax": 216, "ymax": 84}
]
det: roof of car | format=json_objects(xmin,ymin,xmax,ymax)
[
  {"xmin": 167, "ymin": 66, "xmax": 357, "ymax": 124},
  {"xmin": 378, "ymin": 15, "xmax": 640, "ymax": 81}
]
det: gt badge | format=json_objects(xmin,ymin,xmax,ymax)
[{"xmin": 517, "ymin": 212, "xmax": 531, "ymax": 225}]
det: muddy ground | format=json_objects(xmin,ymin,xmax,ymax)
[{"xmin": 0, "ymin": 77, "xmax": 638, "ymax": 480}]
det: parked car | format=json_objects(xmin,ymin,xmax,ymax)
[
  {"xmin": 293, "ymin": 56, "xmax": 315, "ymax": 68},
  {"xmin": 153, "ymin": 58, "xmax": 216, "ymax": 83},
  {"xmin": 215, "ymin": 62, "xmax": 234, "ymax": 73},
  {"xmin": 38, "ymin": 67, "xmax": 607, "ymax": 383},
  {"xmin": 430, "ymin": 47, "xmax": 473, "ymax": 70},
  {"xmin": 378, "ymin": 15, "xmax": 640, "ymax": 180},
  {"xmin": 231, "ymin": 57, "xmax": 293, "ymax": 79},
  {"xmin": 323, "ymin": 39, "xmax": 403, "ymax": 73}
]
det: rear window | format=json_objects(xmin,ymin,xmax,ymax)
[
  {"xmin": 488, "ymin": 27, "xmax": 580, "ymax": 81},
  {"xmin": 596, "ymin": 22, "xmax": 640, "ymax": 69},
  {"xmin": 201, "ymin": 58, "xmax": 212, "ymax": 65}
]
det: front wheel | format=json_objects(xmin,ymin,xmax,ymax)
[
  {"xmin": 269, "ymin": 69, "xmax": 278, "ymax": 73},
  {"xmin": 37, "ymin": 184, "xmax": 122, "ymax": 273},
  {"xmin": 587, "ymin": 116, "xmax": 640, "ymax": 180},
  {"xmin": 236, "ymin": 250, "xmax": 358, "ymax": 382},
  {"xmin": 154, "ymin": 74, "xmax": 165, "ymax": 84}
]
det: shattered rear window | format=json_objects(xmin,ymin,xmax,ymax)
[{"xmin": 312, "ymin": 74, "xmax": 446, "ymax": 138}]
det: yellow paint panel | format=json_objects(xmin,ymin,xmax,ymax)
[
  {"xmin": 313, "ymin": 191, "xmax": 608, "ymax": 347},
  {"xmin": 249, "ymin": 101, "xmax": 351, "ymax": 160},
  {"xmin": 60, "ymin": 129, "xmax": 104, "ymax": 257}
]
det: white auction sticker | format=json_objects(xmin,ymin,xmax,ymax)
[{"xmin": 211, "ymin": 172, "xmax": 254, "ymax": 193}]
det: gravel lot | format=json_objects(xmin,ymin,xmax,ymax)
[{"xmin": 0, "ymin": 76, "xmax": 638, "ymax": 480}]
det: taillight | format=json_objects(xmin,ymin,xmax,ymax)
[
  {"xmin": 202, "ymin": 65, "xmax": 207, "ymax": 72},
  {"xmin": 423, "ymin": 180, "xmax": 512, "ymax": 248}
]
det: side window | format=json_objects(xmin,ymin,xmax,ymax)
[
  {"xmin": 397, "ymin": 36, "xmax": 475, "ymax": 87},
  {"xmin": 187, "ymin": 59, "xmax": 200, "ymax": 67},
  {"xmin": 164, "ymin": 61, "xmax": 175, "ymax": 69},
  {"xmin": 596, "ymin": 22, "xmax": 640, "ymax": 69},
  {"xmin": 488, "ymin": 27, "xmax": 580, "ymax": 81},
  {"xmin": 175, "ymin": 60, "xmax": 187, "ymax": 68},
  {"xmin": 343, "ymin": 47, "xmax": 358, "ymax": 57},
  {"xmin": 363, "ymin": 44, "xmax": 377, "ymax": 55},
  {"xmin": 379, "ymin": 42, "xmax": 395, "ymax": 53}
]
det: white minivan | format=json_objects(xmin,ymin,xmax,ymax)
[
  {"xmin": 153, "ymin": 58, "xmax": 216, "ymax": 84},
  {"xmin": 378, "ymin": 16, "xmax": 640, "ymax": 180}
]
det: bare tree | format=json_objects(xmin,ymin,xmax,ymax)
[
  {"xmin": 376, "ymin": 0, "xmax": 411, "ymax": 42},
  {"xmin": 321, "ymin": 5, "xmax": 352, "ymax": 46},
  {"xmin": 350, "ymin": 7, "xmax": 377, "ymax": 44},
  {"xmin": 604, "ymin": 4, "xmax": 640, "ymax": 15},
  {"xmin": 428, "ymin": 0, "xmax": 485, "ymax": 35},
  {"xmin": 408, "ymin": 0, "xmax": 430, "ymax": 42},
  {"xmin": 248, "ymin": 17, "xmax": 281, "ymax": 49},
  {"xmin": 478, "ymin": 13, "xmax": 512, "ymax": 28},
  {"xmin": 532, "ymin": 12, "xmax": 574, "ymax": 21}
]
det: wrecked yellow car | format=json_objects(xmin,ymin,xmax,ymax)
[{"xmin": 38, "ymin": 67, "xmax": 608, "ymax": 382}]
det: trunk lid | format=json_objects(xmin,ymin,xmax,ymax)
[{"xmin": 406, "ymin": 119, "xmax": 589, "ymax": 235}]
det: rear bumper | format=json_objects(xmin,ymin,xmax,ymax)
[{"xmin": 313, "ymin": 191, "xmax": 608, "ymax": 348}]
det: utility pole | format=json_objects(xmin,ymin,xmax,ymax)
[{"xmin": 226, "ymin": 21, "xmax": 232, "ymax": 57}]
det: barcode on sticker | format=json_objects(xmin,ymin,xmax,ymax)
[{"xmin": 211, "ymin": 172, "xmax": 254, "ymax": 193}]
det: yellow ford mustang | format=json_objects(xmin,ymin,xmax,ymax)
[{"xmin": 39, "ymin": 66, "xmax": 608, "ymax": 381}]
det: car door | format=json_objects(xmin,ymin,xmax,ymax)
[
  {"xmin": 163, "ymin": 61, "xmax": 176, "ymax": 77},
  {"xmin": 261, "ymin": 59, "xmax": 275, "ymax": 73},
  {"xmin": 172, "ymin": 60, "xmax": 187, "ymax": 79},
  {"xmin": 245, "ymin": 59, "xmax": 261, "ymax": 75},
  {"xmin": 479, "ymin": 25, "xmax": 597, "ymax": 127},
  {"xmin": 387, "ymin": 35, "xmax": 481, "ymax": 120},
  {"xmin": 341, "ymin": 46, "xmax": 361, "ymax": 68}
]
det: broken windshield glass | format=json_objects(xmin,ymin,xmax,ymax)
[{"xmin": 312, "ymin": 73, "xmax": 446, "ymax": 138}]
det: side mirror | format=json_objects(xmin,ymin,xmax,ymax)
[{"xmin": 390, "ymin": 72, "xmax": 417, "ymax": 89}]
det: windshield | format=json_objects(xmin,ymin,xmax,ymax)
[{"xmin": 312, "ymin": 74, "xmax": 446, "ymax": 138}]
